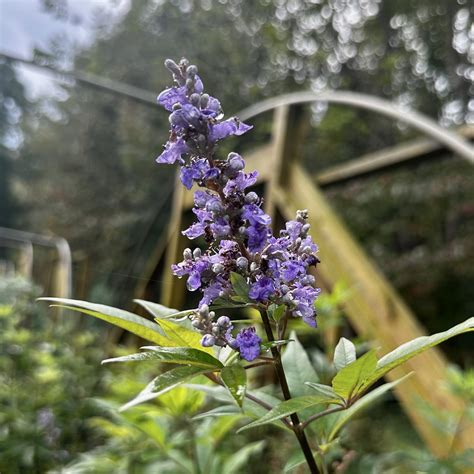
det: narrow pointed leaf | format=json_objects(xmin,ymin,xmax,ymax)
[
  {"xmin": 237, "ymin": 394, "xmax": 343, "ymax": 433},
  {"xmin": 230, "ymin": 272, "xmax": 250, "ymax": 299},
  {"xmin": 260, "ymin": 339, "xmax": 292, "ymax": 351},
  {"xmin": 221, "ymin": 365, "xmax": 247, "ymax": 408},
  {"xmin": 305, "ymin": 382, "xmax": 342, "ymax": 401},
  {"xmin": 223, "ymin": 441, "xmax": 266, "ymax": 474},
  {"xmin": 38, "ymin": 297, "xmax": 172, "ymax": 346},
  {"xmin": 332, "ymin": 349, "xmax": 378, "ymax": 400},
  {"xmin": 333, "ymin": 337, "xmax": 356, "ymax": 371},
  {"xmin": 357, "ymin": 317, "xmax": 474, "ymax": 395},
  {"xmin": 154, "ymin": 317, "xmax": 214, "ymax": 355},
  {"xmin": 120, "ymin": 365, "xmax": 208, "ymax": 411},
  {"xmin": 102, "ymin": 346, "xmax": 223, "ymax": 369},
  {"xmin": 282, "ymin": 331, "xmax": 319, "ymax": 397},
  {"xmin": 327, "ymin": 373, "xmax": 412, "ymax": 442},
  {"xmin": 134, "ymin": 299, "xmax": 194, "ymax": 319}
]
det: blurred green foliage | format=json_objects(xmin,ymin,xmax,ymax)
[{"xmin": 0, "ymin": 277, "xmax": 107, "ymax": 473}]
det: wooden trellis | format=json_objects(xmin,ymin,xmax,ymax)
[{"xmin": 136, "ymin": 102, "xmax": 474, "ymax": 458}]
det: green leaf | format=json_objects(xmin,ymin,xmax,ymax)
[
  {"xmin": 327, "ymin": 373, "xmax": 412, "ymax": 442},
  {"xmin": 154, "ymin": 317, "xmax": 214, "ymax": 355},
  {"xmin": 332, "ymin": 349, "xmax": 378, "ymax": 400},
  {"xmin": 38, "ymin": 297, "xmax": 172, "ymax": 346},
  {"xmin": 357, "ymin": 317, "xmax": 474, "ymax": 395},
  {"xmin": 333, "ymin": 337, "xmax": 356, "ymax": 371},
  {"xmin": 282, "ymin": 331, "xmax": 319, "ymax": 397},
  {"xmin": 102, "ymin": 346, "xmax": 223, "ymax": 370},
  {"xmin": 192, "ymin": 405, "xmax": 241, "ymax": 420},
  {"xmin": 222, "ymin": 441, "xmax": 266, "ymax": 474},
  {"xmin": 230, "ymin": 272, "xmax": 250, "ymax": 299},
  {"xmin": 268, "ymin": 303, "xmax": 286, "ymax": 323},
  {"xmin": 237, "ymin": 394, "xmax": 343, "ymax": 433},
  {"xmin": 134, "ymin": 299, "xmax": 195, "ymax": 319},
  {"xmin": 221, "ymin": 365, "xmax": 247, "ymax": 408},
  {"xmin": 121, "ymin": 365, "xmax": 208, "ymax": 411},
  {"xmin": 305, "ymin": 382, "xmax": 342, "ymax": 401},
  {"xmin": 260, "ymin": 339, "xmax": 293, "ymax": 351}
]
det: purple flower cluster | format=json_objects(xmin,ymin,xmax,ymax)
[{"xmin": 155, "ymin": 58, "xmax": 320, "ymax": 360}]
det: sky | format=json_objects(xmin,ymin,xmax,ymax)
[{"xmin": 0, "ymin": 0, "xmax": 130, "ymax": 99}]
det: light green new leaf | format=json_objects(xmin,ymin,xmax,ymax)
[
  {"xmin": 154, "ymin": 317, "xmax": 214, "ymax": 355},
  {"xmin": 357, "ymin": 317, "xmax": 474, "ymax": 395},
  {"xmin": 305, "ymin": 382, "xmax": 342, "ymax": 402},
  {"xmin": 134, "ymin": 299, "xmax": 195, "ymax": 319},
  {"xmin": 102, "ymin": 346, "xmax": 223, "ymax": 370},
  {"xmin": 332, "ymin": 349, "xmax": 378, "ymax": 400},
  {"xmin": 327, "ymin": 373, "xmax": 412, "ymax": 442},
  {"xmin": 38, "ymin": 297, "xmax": 172, "ymax": 346},
  {"xmin": 260, "ymin": 339, "xmax": 293, "ymax": 352},
  {"xmin": 121, "ymin": 365, "xmax": 208, "ymax": 411},
  {"xmin": 333, "ymin": 337, "xmax": 356, "ymax": 371},
  {"xmin": 268, "ymin": 303, "xmax": 286, "ymax": 323},
  {"xmin": 230, "ymin": 272, "xmax": 250, "ymax": 299},
  {"xmin": 237, "ymin": 394, "xmax": 343, "ymax": 433},
  {"xmin": 221, "ymin": 365, "xmax": 247, "ymax": 408}
]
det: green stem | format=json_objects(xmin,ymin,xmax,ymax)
[{"xmin": 260, "ymin": 310, "xmax": 320, "ymax": 474}]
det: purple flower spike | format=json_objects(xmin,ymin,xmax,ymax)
[
  {"xmin": 155, "ymin": 59, "xmax": 321, "ymax": 354},
  {"xmin": 234, "ymin": 327, "xmax": 262, "ymax": 361}
]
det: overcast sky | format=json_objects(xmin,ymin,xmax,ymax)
[{"xmin": 0, "ymin": 0, "xmax": 130, "ymax": 99}]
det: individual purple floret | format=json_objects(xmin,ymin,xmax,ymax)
[
  {"xmin": 155, "ymin": 58, "xmax": 320, "ymax": 355},
  {"xmin": 231, "ymin": 327, "xmax": 262, "ymax": 361}
]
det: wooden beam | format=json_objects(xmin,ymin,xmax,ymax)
[
  {"xmin": 273, "ymin": 164, "xmax": 474, "ymax": 457},
  {"xmin": 315, "ymin": 125, "xmax": 474, "ymax": 186}
]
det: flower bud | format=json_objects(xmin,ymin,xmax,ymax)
[
  {"xmin": 186, "ymin": 65, "xmax": 198, "ymax": 77},
  {"xmin": 206, "ymin": 199, "xmax": 223, "ymax": 213},
  {"xmin": 250, "ymin": 262, "xmax": 259, "ymax": 272},
  {"xmin": 227, "ymin": 153, "xmax": 245, "ymax": 174},
  {"xmin": 236, "ymin": 256, "xmax": 248, "ymax": 270},
  {"xmin": 200, "ymin": 93, "xmax": 209, "ymax": 108},
  {"xmin": 245, "ymin": 192, "xmax": 259, "ymax": 204},
  {"xmin": 199, "ymin": 304, "xmax": 209, "ymax": 316},
  {"xmin": 209, "ymin": 311, "xmax": 216, "ymax": 319},
  {"xmin": 217, "ymin": 316, "xmax": 231, "ymax": 327},
  {"xmin": 280, "ymin": 284, "xmax": 289, "ymax": 294},
  {"xmin": 193, "ymin": 248, "xmax": 202, "ymax": 259},
  {"xmin": 201, "ymin": 334, "xmax": 215, "ymax": 347},
  {"xmin": 164, "ymin": 59, "xmax": 181, "ymax": 76},
  {"xmin": 212, "ymin": 263, "xmax": 224, "ymax": 274},
  {"xmin": 183, "ymin": 248, "xmax": 192, "ymax": 260},
  {"xmin": 189, "ymin": 93, "xmax": 200, "ymax": 107}
]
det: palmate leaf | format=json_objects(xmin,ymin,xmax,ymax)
[
  {"xmin": 102, "ymin": 346, "xmax": 223, "ymax": 370},
  {"xmin": 333, "ymin": 337, "xmax": 356, "ymax": 371},
  {"xmin": 38, "ymin": 297, "xmax": 172, "ymax": 346},
  {"xmin": 134, "ymin": 299, "xmax": 195, "ymax": 320},
  {"xmin": 237, "ymin": 394, "xmax": 343, "ymax": 433},
  {"xmin": 356, "ymin": 317, "xmax": 474, "ymax": 396},
  {"xmin": 327, "ymin": 373, "xmax": 412, "ymax": 442},
  {"xmin": 120, "ymin": 365, "xmax": 209, "ymax": 411},
  {"xmin": 221, "ymin": 365, "xmax": 247, "ymax": 408},
  {"xmin": 331, "ymin": 349, "xmax": 378, "ymax": 399}
]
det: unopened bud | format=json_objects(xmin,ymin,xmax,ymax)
[
  {"xmin": 217, "ymin": 316, "xmax": 231, "ymax": 327},
  {"xmin": 186, "ymin": 65, "xmax": 198, "ymax": 77},
  {"xmin": 164, "ymin": 59, "xmax": 181, "ymax": 76},
  {"xmin": 245, "ymin": 192, "xmax": 258, "ymax": 204},
  {"xmin": 183, "ymin": 248, "xmax": 192, "ymax": 260},
  {"xmin": 236, "ymin": 256, "xmax": 248, "ymax": 270},
  {"xmin": 193, "ymin": 248, "xmax": 202, "ymax": 259},
  {"xmin": 212, "ymin": 263, "xmax": 225, "ymax": 274},
  {"xmin": 201, "ymin": 334, "xmax": 215, "ymax": 347},
  {"xmin": 189, "ymin": 93, "xmax": 200, "ymax": 106},
  {"xmin": 199, "ymin": 304, "xmax": 209, "ymax": 316},
  {"xmin": 250, "ymin": 262, "xmax": 259, "ymax": 272},
  {"xmin": 200, "ymin": 93, "xmax": 209, "ymax": 108}
]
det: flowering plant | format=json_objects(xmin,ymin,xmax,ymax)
[{"xmin": 41, "ymin": 59, "xmax": 474, "ymax": 473}]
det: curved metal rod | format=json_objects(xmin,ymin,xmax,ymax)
[{"xmin": 237, "ymin": 91, "xmax": 473, "ymax": 164}]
